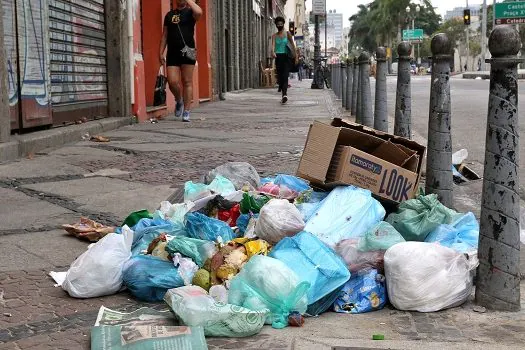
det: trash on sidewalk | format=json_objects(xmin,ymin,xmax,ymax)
[
  {"xmin": 303, "ymin": 186, "xmax": 385, "ymax": 247},
  {"xmin": 334, "ymin": 269, "xmax": 387, "ymax": 314},
  {"xmin": 62, "ymin": 217, "xmax": 115, "ymax": 242},
  {"xmin": 269, "ymin": 231, "xmax": 350, "ymax": 316},
  {"xmin": 255, "ymin": 199, "xmax": 305, "ymax": 244},
  {"xmin": 297, "ymin": 118, "xmax": 426, "ymax": 203},
  {"xmin": 386, "ymin": 193, "xmax": 462, "ymax": 242},
  {"xmin": 60, "ymin": 229, "xmax": 133, "ymax": 298},
  {"xmin": 164, "ymin": 286, "xmax": 268, "ymax": 337},
  {"xmin": 48, "ymin": 158, "xmax": 486, "ymax": 344},
  {"xmin": 91, "ymin": 306, "xmax": 206, "ymax": 350},
  {"xmin": 384, "ymin": 242, "xmax": 478, "ymax": 312},
  {"xmin": 451, "ymin": 149, "xmax": 481, "ymax": 184},
  {"xmin": 90, "ymin": 135, "xmax": 110, "ymax": 142}
]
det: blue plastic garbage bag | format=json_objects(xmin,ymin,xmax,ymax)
[
  {"xmin": 122, "ymin": 255, "xmax": 184, "ymax": 302},
  {"xmin": 186, "ymin": 212, "xmax": 236, "ymax": 242},
  {"xmin": 131, "ymin": 219, "xmax": 187, "ymax": 256},
  {"xmin": 236, "ymin": 214, "xmax": 259, "ymax": 234},
  {"xmin": 274, "ymin": 174, "xmax": 311, "ymax": 193},
  {"xmin": 304, "ymin": 186, "xmax": 386, "ymax": 247},
  {"xmin": 269, "ymin": 231, "xmax": 350, "ymax": 315},
  {"xmin": 295, "ymin": 191, "xmax": 328, "ymax": 222},
  {"xmin": 306, "ymin": 283, "xmax": 346, "ymax": 316},
  {"xmin": 260, "ymin": 177, "xmax": 275, "ymax": 185},
  {"xmin": 334, "ymin": 269, "xmax": 387, "ymax": 314},
  {"xmin": 425, "ymin": 212, "xmax": 479, "ymax": 253}
]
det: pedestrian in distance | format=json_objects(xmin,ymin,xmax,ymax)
[
  {"xmin": 271, "ymin": 16, "xmax": 298, "ymax": 104},
  {"xmin": 159, "ymin": 0, "xmax": 203, "ymax": 122}
]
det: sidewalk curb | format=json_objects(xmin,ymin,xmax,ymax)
[{"xmin": 0, "ymin": 117, "xmax": 132, "ymax": 163}]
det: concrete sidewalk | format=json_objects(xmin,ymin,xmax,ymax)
[{"xmin": 0, "ymin": 79, "xmax": 524, "ymax": 350}]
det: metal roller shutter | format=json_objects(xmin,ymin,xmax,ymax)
[{"xmin": 48, "ymin": 0, "xmax": 108, "ymax": 124}]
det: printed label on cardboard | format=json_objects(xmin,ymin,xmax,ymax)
[
  {"xmin": 350, "ymin": 155, "xmax": 383, "ymax": 175},
  {"xmin": 378, "ymin": 169, "xmax": 414, "ymax": 202}
]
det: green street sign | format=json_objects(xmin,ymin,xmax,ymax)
[
  {"xmin": 495, "ymin": 2, "xmax": 525, "ymax": 24},
  {"xmin": 402, "ymin": 29, "xmax": 424, "ymax": 41}
]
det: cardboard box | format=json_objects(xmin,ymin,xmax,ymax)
[{"xmin": 297, "ymin": 118, "xmax": 426, "ymax": 203}]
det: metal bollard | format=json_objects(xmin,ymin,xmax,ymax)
[
  {"xmin": 335, "ymin": 63, "xmax": 340, "ymax": 98},
  {"xmin": 341, "ymin": 62, "xmax": 347, "ymax": 108},
  {"xmin": 374, "ymin": 47, "xmax": 388, "ymax": 132},
  {"xmin": 359, "ymin": 52, "xmax": 373, "ymax": 127},
  {"xmin": 337, "ymin": 63, "xmax": 342, "ymax": 98},
  {"xmin": 476, "ymin": 25, "xmax": 523, "ymax": 312},
  {"xmin": 351, "ymin": 56, "xmax": 359, "ymax": 116},
  {"xmin": 394, "ymin": 42, "xmax": 412, "ymax": 138},
  {"xmin": 345, "ymin": 58, "xmax": 353, "ymax": 111},
  {"xmin": 425, "ymin": 33, "xmax": 453, "ymax": 208},
  {"xmin": 356, "ymin": 55, "xmax": 362, "ymax": 123},
  {"xmin": 330, "ymin": 64, "xmax": 335, "ymax": 91}
]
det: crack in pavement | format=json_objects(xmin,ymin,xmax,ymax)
[{"xmin": 0, "ymin": 180, "xmax": 121, "ymax": 227}]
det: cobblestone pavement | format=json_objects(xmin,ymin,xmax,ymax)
[{"xmin": 0, "ymin": 79, "xmax": 524, "ymax": 349}]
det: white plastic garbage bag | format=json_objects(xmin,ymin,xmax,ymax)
[
  {"xmin": 205, "ymin": 162, "xmax": 261, "ymax": 190},
  {"xmin": 62, "ymin": 229, "xmax": 133, "ymax": 298},
  {"xmin": 384, "ymin": 242, "xmax": 478, "ymax": 312},
  {"xmin": 255, "ymin": 199, "xmax": 305, "ymax": 244}
]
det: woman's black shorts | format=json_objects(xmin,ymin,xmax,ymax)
[{"xmin": 167, "ymin": 48, "xmax": 196, "ymax": 67}]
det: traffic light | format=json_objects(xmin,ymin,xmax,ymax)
[
  {"xmin": 463, "ymin": 9, "xmax": 471, "ymax": 25},
  {"xmin": 289, "ymin": 21, "xmax": 297, "ymax": 35}
]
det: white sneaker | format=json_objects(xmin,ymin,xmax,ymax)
[
  {"xmin": 182, "ymin": 111, "xmax": 191, "ymax": 122},
  {"xmin": 281, "ymin": 95, "xmax": 288, "ymax": 104}
]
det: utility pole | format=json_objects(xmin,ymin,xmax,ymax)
[{"xmin": 481, "ymin": 0, "xmax": 487, "ymax": 71}]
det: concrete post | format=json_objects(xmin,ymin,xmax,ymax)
[
  {"xmin": 355, "ymin": 56, "xmax": 362, "ymax": 123},
  {"xmin": 359, "ymin": 52, "xmax": 373, "ymax": 127},
  {"xmin": 374, "ymin": 47, "xmax": 388, "ymax": 132},
  {"xmin": 330, "ymin": 64, "xmax": 334, "ymax": 91},
  {"xmin": 425, "ymin": 33, "xmax": 454, "ymax": 208},
  {"xmin": 0, "ymin": 4, "xmax": 11, "ymax": 142},
  {"xmin": 394, "ymin": 42, "xmax": 412, "ymax": 139},
  {"xmin": 345, "ymin": 58, "xmax": 353, "ymax": 111},
  {"xmin": 105, "ymin": 0, "xmax": 131, "ymax": 118},
  {"xmin": 351, "ymin": 57, "xmax": 359, "ymax": 116},
  {"xmin": 341, "ymin": 62, "xmax": 347, "ymax": 109},
  {"xmin": 476, "ymin": 25, "xmax": 523, "ymax": 312},
  {"xmin": 335, "ymin": 63, "xmax": 340, "ymax": 98}
]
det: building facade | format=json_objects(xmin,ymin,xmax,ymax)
[{"xmin": 0, "ymin": 0, "xmax": 286, "ymax": 150}]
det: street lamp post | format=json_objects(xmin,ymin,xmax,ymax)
[{"xmin": 406, "ymin": 4, "xmax": 421, "ymax": 65}]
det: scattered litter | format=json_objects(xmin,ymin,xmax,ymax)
[
  {"xmin": 3, "ymin": 313, "xmax": 12, "ymax": 317},
  {"xmin": 90, "ymin": 135, "xmax": 110, "ymax": 142},
  {"xmin": 62, "ymin": 217, "xmax": 115, "ymax": 242},
  {"xmin": 473, "ymin": 305, "xmax": 487, "ymax": 313},
  {"xmin": 149, "ymin": 117, "xmax": 158, "ymax": 124},
  {"xmin": 81, "ymin": 133, "xmax": 91, "ymax": 141},
  {"xmin": 372, "ymin": 334, "xmax": 385, "ymax": 340}
]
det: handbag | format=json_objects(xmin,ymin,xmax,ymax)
[
  {"xmin": 153, "ymin": 66, "xmax": 167, "ymax": 106},
  {"xmin": 177, "ymin": 23, "xmax": 197, "ymax": 61}
]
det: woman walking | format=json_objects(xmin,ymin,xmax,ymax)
[
  {"xmin": 159, "ymin": 0, "xmax": 202, "ymax": 122},
  {"xmin": 271, "ymin": 17, "xmax": 297, "ymax": 104}
]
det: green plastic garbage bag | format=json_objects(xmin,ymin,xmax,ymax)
[
  {"xmin": 122, "ymin": 209, "xmax": 152, "ymax": 228},
  {"xmin": 240, "ymin": 193, "xmax": 271, "ymax": 214},
  {"xmin": 165, "ymin": 286, "xmax": 269, "ymax": 337},
  {"xmin": 386, "ymin": 194, "xmax": 461, "ymax": 242},
  {"xmin": 357, "ymin": 222, "xmax": 406, "ymax": 252},
  {"xmin": 165, "ymin": 236, "xmax": 218, "ymax": 267},
  {"xmin": 228, "ymin": 255, "xmax": 310, "ymax": 329}
]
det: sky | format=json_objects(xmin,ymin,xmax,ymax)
[{"xmin": 306, "ymin": 0, "xmax": 485, "ymax": 27}]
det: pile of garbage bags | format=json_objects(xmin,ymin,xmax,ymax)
[{"xmin": 51, "ymin": 161, "xmax": 481, "ymax": 340}]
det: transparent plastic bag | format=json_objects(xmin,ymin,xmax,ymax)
[
  {"xmin": 165, "ymin": 286, "xmax": 268, "ymax": 337},
  {"xmin": 295, "ymin": 191, "xmax": 328, "ymax": 222},
  {"xmin": 131, "ymin": 220, "xmax": 187, "ymax": 256},
  {"xmin": 62, "ymin": 230, "xmax": 133, "ymax": 298},
  {"xmin": 386, "ymin": 193, "xmax": 461, "ymax": 242},
  {"xmin": 274, "ymin": 174, "xmax": 311, "ymax": 193},
  {"xmin": 384, "ymin": 242, "xmax": 479, "ymax": 312},
  {"xmin": 172, "ymin": 253, "xmax": 199, "ymax": 286},
  {"xmin": 184, "ymin": 181, "xmax": 211, "ymax": 202},
  {"xmin": 122, "ymin": 255, "xmax": 184, "ymax": 302},
  {"xmin": 255, "ymin": 199, "xmax": 305, "ymax": 244},
  {"xmin": 269, "ymin": 231, "xmax": 350, "ymax": 315},
  {"xmin": 185, "ymin": 212, "xmax": 236, "ymax": 242},
  {"xmin": 258, "ymin": 183, "xmax": 298, "ymax": 200},
  {"xmin": 165, "ymin": 236, "xmax": 218, "ymax": 267},
  {"xmin": 425, "ymin": 212, "xmax": 479, "ymax": 253},
  {"xmin": 205, "ymin": 162, "xmax": 261, "ymax": 190},
  {"xmin": 357, "ymin": 221, "xmax": 405, "ymax": 252},
  {"xmin": 228, "ymin": 255, "xmax": 310, "ymax": 329},
  {"xmin": 336, "ymin": 239, "xmax": 386, "ymax": 273},
  {"xmin": 304, "ymin": 186, "xmax": 386, "ymax": 247},
  {"xmin": 207, "ymin": 175, "xmax": 236, "ymax": 196},
  {"xmin": 155, "ymin": 201, "xmax": 194, "ymax": 224}
]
